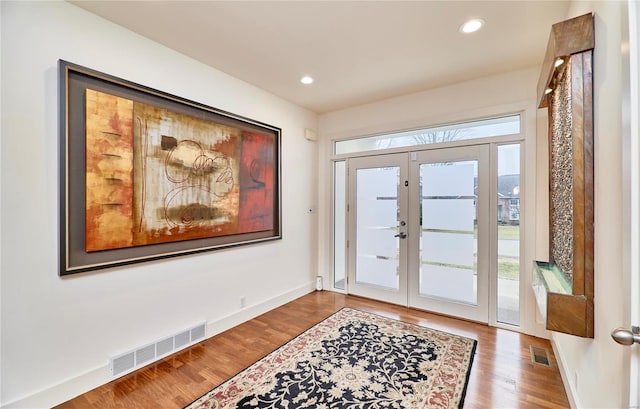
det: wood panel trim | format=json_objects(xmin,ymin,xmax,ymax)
[
  {"xmin": 536, "ymin": 14, "xmax": 594, "ymax": 338},
  {"xmin": 582, "ymin": 50, "xmax": 595, "ymax": 338},
  {"xmin": 547, "ymin": 293, "xmax": 588, "ymax": 337},
  {"xmin": 571, "ymin": 52, "xmax": 586, "ymax": 296},
  {"xmin": 538, "ymin": 13, "xmax": 595, "ymax": 108}
]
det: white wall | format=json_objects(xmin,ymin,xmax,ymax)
[
  {"xmin": 549, "ymin": 2, "xmax": 629, "ymax": 408},
  {"xmin": 318, "ymin": 68, "xmax": 538, "ymax": 140},
  {"xmin": 0, "ymin": 2, "xmax": 318, "ymax": 407},
  {"xmin": 317, "ymin": 67, "xmax": 547, "ymax": 338}
]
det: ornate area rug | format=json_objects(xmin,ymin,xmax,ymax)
[{"xmin": 186, "ymin": 308, "xmax": 477, "ymax": 409}]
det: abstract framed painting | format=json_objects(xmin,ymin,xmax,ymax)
[{"xmin": 59, "ymin": 60, "xmax": 281, "ymax": 275}]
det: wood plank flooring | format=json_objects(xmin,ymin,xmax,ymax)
[{"xmin": 55, "ymin": 291, "xmax": 570, "ymax": 408}]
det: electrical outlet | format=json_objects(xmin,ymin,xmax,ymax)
[{"xmin": 240, "ymin": 296, "xmax": 246, "ymax": 308}]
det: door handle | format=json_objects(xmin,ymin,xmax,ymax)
[
  {"xmin": 394, "ymin": 232, "xmax": 407, "ymax": 239},
  {"xmin": 611, "ymin": 326, "xmax": 640, "ymax": 345}
]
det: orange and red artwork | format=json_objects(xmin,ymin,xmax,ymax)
[{"xmin": 84, "ymin": 89, "xmax": 275, "ymax": 252}]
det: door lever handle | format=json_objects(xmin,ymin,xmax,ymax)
[
  {"xmin": 394, "ymin": 232, "xmax": 407, "ymax": 239},
  {"xmin": 611, "ymin": 326, "xmax": 640, "ymax": 345}
]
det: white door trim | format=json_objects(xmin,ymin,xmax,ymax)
[
  {"xmin": 347, "ymin": 153, "xmax": 409, "ymax": 305},
  {"xmin": 407, "ymin": 145, "xmax": 490, "ymax": 323},
  {"xmin": 626, "ymin": 0, "xmax": 640, "ymax": 405}
]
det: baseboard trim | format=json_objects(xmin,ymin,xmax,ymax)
[
  {"xmin": 1, "ymin": 281, "xmax": 315, "ymax": 409},
  {"xmin": 205, "ymin": 282, "xmax": 316, "ymax": 337},
  {"xmin": 1, "ymin": 364, "xmax": 108, "ymax": 409},
  {"xmin": 550, "ymin": 335, "xmax": 581, "ymax": 409}
]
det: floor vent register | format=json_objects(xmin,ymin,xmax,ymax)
[
  {"xmin": 110, "ymin": 322, "xmax": 206, "ymax": 379},
  {"xmin": 529, "ymin": 345, "xmax": 552, "ymax": 367}
]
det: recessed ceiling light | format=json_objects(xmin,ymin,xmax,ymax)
[
  {"xmin": 300, "ymin": 76, "xmax": 314, "ymax": 85},
  {"xmin": 460, "ymin": 19, "xmax": 485, "ymax": 34}
]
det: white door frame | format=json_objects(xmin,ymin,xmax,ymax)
[
  {"xmin": 407, "ymin": 145, "xmax": 490, "ymax": 323},
  {"xmin": 625, "ymin": 0, "xmax": 640, "ymax": 405},
  {"xmin": 347, "ymin": 153, "xmax": 409, "ymax": 305}
]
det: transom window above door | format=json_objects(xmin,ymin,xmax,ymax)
[{"xmin": 334, "ymin": 114, "xmax": 521, "ymax": 155}]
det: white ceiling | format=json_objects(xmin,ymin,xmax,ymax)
[{"xmin": 71, "ymin": 1, "xmax": 571, "ymax": 114}]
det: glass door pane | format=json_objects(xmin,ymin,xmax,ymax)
[
  {"xmin": 333, "ymin": 161, "xmax": 347, "ymax": 290},
  {"xmin": 497, "ymin": 144, "xmax": 521, "ymax": 326},
  {"xmin": 420, "ymin": 161, "xmax": 478, "ymax": 304},
  {"xmin": 347, "ymin": 153, "xmax": 408, "ymax": 305},
  {"xmin": 355, "ymin": 166, "xmax": 400, "ymax": 290}
]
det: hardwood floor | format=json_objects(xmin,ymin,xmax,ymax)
[{"xmin": 55, "ymin": 291, "xmax": 570, "ymax": 408}]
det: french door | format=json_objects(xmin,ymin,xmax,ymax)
[
  {"xmin": 347, "ymin": 153, "xmax": 408, "ymax": 305},
  {"xmin": 408, "ymin": 146, "xmax": 489, "ymax": 322},
  {"xmin": 346, "ymin": 145, "xmax": 490, "ymax": 323}
]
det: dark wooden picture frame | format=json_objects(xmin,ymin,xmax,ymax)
[{"xmin": 59, "ymin": 60, "xmax": 282, "ymax": 275}]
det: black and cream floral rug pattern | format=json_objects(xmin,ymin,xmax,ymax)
[{"xmin": 186, "ymin": 308, "xmax": 477, "ymax": 409}]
